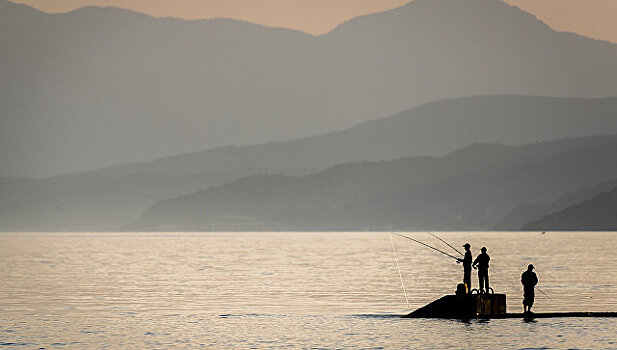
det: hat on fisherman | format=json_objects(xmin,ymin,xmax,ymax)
[
  {"xmin": 481, "ymin": 246, "xmax": 487, "ymax": 252},
  {"xmin": 528, "ymin": 264, "xmax": 534, "ymax": 269},
  {"xmin": 463, "ymin": 243, "xmax": 471, "ymax": 248}
]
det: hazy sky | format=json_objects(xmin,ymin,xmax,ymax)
[{"xmin": 9, "ymin": 0, "xmax": 617, "ymax": 42}]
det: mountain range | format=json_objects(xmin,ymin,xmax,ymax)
[
  {"xmin": 495, "ymin": 178, "xmax": 617, "ymax": 230},
  {"xmin": 2, "ymin": 0, "xmax": 617, "ymax": 177},
  {"xmin": 132, "ymin": 135, "xmax": 617, "ymax": 231},
  {"xmin": 521, "ymin": 187, "xmax": 617, "ymax": 231},
  {"xmin": 2, "ymin": 95, "xmax": 617, "ymax": 231}
]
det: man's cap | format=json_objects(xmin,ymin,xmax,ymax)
[
  {"xmin": 481, "ymin": 247, "xmax": 487, "ymax": 252},
  {"xmin": 463, "ymin": 243, "xmax": 471, "ymax": 248},
  {"xmin": 528, "ymin": 264, "xmax": 534, "ymax": 269}
]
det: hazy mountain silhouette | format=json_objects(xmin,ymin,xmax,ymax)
[
  {"xmin": 495, "ymin": 179, "xmax": 617, "ymax": 230},
  {"xmin": 82, "ymin": 95, "xmax": 617, "ymax": 178},
  {"xmin": 3, "ymin": 95, "xmax": 617, "ymax": 231},
  {"xmin": 521, "ymin": 187, "xmax": 617, "ymax": 231},
  {"xmin": 2, "ymin": 0, "xmax": 617, "ymax": 177},
  {"xmin": 132, "ymin": 136, "xmax": 617, "ymax": 231}
]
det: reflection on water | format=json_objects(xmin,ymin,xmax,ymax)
[{"xmin": 1, "ymin": 232, "xmax": 616, "ymax": 348}]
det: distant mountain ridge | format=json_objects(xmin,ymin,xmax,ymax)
[
  {"xmin": 132, "ymin": 135, "xmax": 617, "ymax": 231},
  {"xmin": 521, "ymin": 188, "xmax": 617, "ymax": 231},
  {"xmin": 2, "ymin": 95, "xmax": 617, "ymax": 231},
  {"xmin": 2, "ymin": 0, "xmax": 617, "ymax": 177},
  {"xmin": 95, "ymin": 95, "xmax": 617, "ymax": 177},
  {"xmin": 99, "ymin": 94, "xmax": 617, "ymax": 231},
  {"xmin": 495, "ymin": 179, "xmax": 617, "ymax": 230}
]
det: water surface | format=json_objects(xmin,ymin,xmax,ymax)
[{"xmin": 1, "ymin": 232, "xmax": 616, "ymax": 348}]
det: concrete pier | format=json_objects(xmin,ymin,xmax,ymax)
[
  {"xmin": 497, "ymin": 312, "xmax": 617, "ymax": 319},
  {"xmin": 403, "ymin": 293, "xmax": 506, "ymax": 319},
  {"xmin": 403, "ymin": 293, "xmax": 617, "ymax": 319}
]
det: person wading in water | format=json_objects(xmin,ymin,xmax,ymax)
[
  {"xmin": 472, "ymin": 247, "xmax": 490, "ymax": 293},
  {"xmin": 521, "ymin": 264, "xmax": 538, "ymax": 313},
  {"xmin": 457, "ymin": 243, "xmax": 473, "ymax": 292}
]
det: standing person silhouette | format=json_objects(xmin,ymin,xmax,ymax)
[
  {"xmin": 521, "ymin": 264, "xmax": 538, "ymax": 313},
  {"xmin": 472, "ymin": 247, "xmax": 490, "ymax": 293},
  {"xmin": 457, "ymin": 243, "xmax": 473, "ymax": 292}
]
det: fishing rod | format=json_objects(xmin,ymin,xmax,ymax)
[
  {"xmin": 428, "ymin": 232, "xmax": 464, "ymax": 257},
  {"xmin": 392, "ymin": 232, "xmax": 461, "ymax": 262},
  {"xmin": 535, "ymin": 286, "xmax": 551, "ymax": 299}
]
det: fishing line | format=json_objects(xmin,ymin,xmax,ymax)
[{"xmin": 390, "ymin": 233, "xmax": 410, "ymax": 309}]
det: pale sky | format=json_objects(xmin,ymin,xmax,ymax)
[{"xmin": 9, "ymin": 0, "xmax": 617, "ymax": 43}]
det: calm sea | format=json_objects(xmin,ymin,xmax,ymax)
[{"xmin": 1, "ymin": 232, "xmax": 617, "ymax": 349}]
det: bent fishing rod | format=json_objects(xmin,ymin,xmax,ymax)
[
  {"xmin": 391, "ymin": 232, "xmax": 461, "ymax": 262},
  {"xmin": 428, "ymin": 232, "xmax": 464, "ymax": 257}
]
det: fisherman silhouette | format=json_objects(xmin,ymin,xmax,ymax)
[
  {"xmin": 472, "ymin": 247, "xmax": 490, "ymax": 293},
  {"xmin": 521, "ymin": 264, "xmax": 538, "ymax": 313},
  {"xmin": 457, "ymin": 243, "xmax": 473, "ymax": 292}
]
